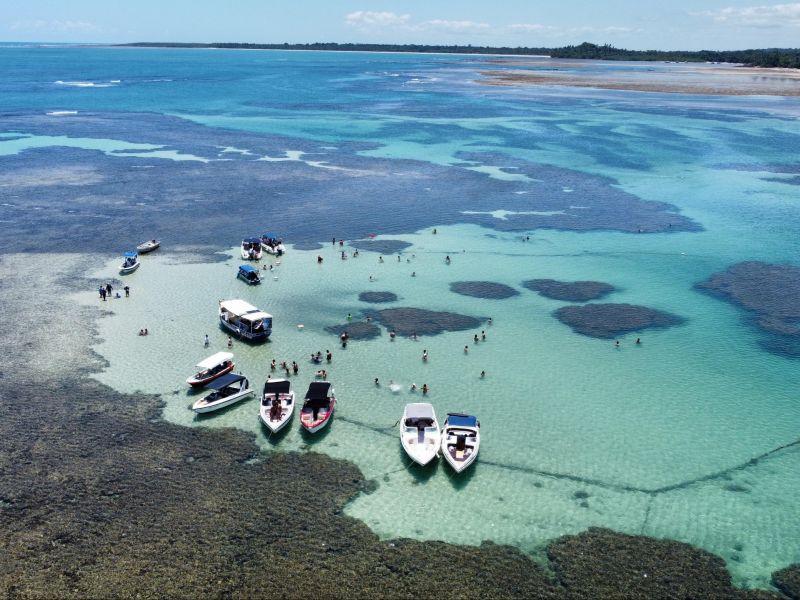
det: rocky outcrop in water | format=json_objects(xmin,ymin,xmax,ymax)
[
  {"xmin": 450, "ymin": 281, "xmax": 520, "ymax": 299},
  {"xmin": 696, "ymin": 261, "xmax": 800, "ymax": 357},
  {"xmin": 324, "ymin": 321, "xmax": 381, "ymax": 340},
  {"xmin": 358, "ymin": 291, "xmax": 398, "ymax": 303},
  {"xmin": 773, "ymin": 564, "xmax": 800, "ymax": 599},
  {"xmin": 555, "ymin": 303, "xmax": 684, "ymax": 338},
  {"xmin": 362, "ymin": 307, "xmax": 484, "ymax": 336},
  {"xmin": 523, "ymin": 279, "xmax": 615, "ymax": 302}
]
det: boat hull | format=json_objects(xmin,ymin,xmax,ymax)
[
  {"xmin": 401, "ymin": 437, "xmax": 440, "ymax": 466},
  {"xmin": 441, "ymin": 426, "xmax": 480, "ymax": 473},
  {"xmin": 259, "ymin": 392, "xmax": 296, "ymax": 433},
  {"xmin": 186, "ymin": 362, "xmax": 235, "ymax": 388},
  {"xmin": 237, "ymin": 272, "xmax": 261, "ymax": 285},
  {"xmin": 119, "ymin": 262, "xmax": 140, "ymax": 274},
  {"xmin": 300, "ymin": 399, "xmax": 334, "ymax": 433},
  {"xmin": 192, "ymin": 388, "xmax": 253, "ymax": 413},
  {"xmin": 136, "ymin": 242, "xmax": 160, "ymax": 253},
  {"xmin": 219, "ymin": 317, "xmax": 270, "ymax": 341}
]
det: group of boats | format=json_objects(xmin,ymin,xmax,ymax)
[
  {"xmin": 185, "ymin": 352, "xmax": 480, "ymax": 473},
  {"xmin": 400, "ymin": 403, "xmax": 480, "ymax": 473},
  {"xmin": 118, "ymin": 239, "xmax": 160, "ymax": 275},
  {"xmin": 186, "ymin": 352, "xmax": 335, "ymax": 434},
  {"xmin": 241, "ymin": 234, "xmax": 286, "ymax": 260}
]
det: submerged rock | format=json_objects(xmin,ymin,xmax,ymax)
[
  {"xmin": 324, "ymin": 321, "xmax": 381, "ymax": 340},
  {"xmin": 523, "ymin": 279, "xmax": 615, "ymax": 302},
  {"xmin": 450, "ymin": 281, "xmax": 519, "ymax": 299},
  {"xmin": 358, "ymin": 291, "xmax": 398, "ymax": 303},
  {"xmin": 363, "ymin": 307, "xmax": 484, "ymax": 336},
  {"xmin": 555, "ymin": 303, "xmax": 684, "ymax": 338},
  {"xmin": 548, "ymin": 527, "xmax": 777, "ymax": 599},
  {"xmin": 773, "ymin": 564, "xmax": 800, "ymax": 599},
  {"xmin": 348, "ymin": 239, "xmax": 412, "ymax": 254},
  {"xmin": 696, "ymin": 261, "xmax": 800, "ymax": 357}
]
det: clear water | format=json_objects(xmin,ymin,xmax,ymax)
[{"xmin": 4, "ymin": 46, "xmax": 800, "ymax": 588}]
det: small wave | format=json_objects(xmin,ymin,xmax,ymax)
[
  {"xmin": 46, "ymin": 110, "xmax": 79, "ymax": 116},
  {"xmin": 54, "ymin": 80, "xmax": 117, "ymax": 88}
]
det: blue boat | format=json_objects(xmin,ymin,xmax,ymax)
[
  {"xmin": 119, "ymin": 251, "xmax": 140, "ymax": 274},
  {"xmin": 237, "ymin": 264, "xmax": 261, "ymax": 285}
]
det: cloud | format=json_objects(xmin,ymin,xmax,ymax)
[
  {"xmin": 345, "ymin": 11, "xmax": 411, "ymax": 29},
  {"xmin": 694, "ymin": 3, "xmax": 800, "ymax": 27},
  {"xmin": 420, "ymin": 20, "xmax": 490, "ymax": 33},
  {"xmin": 508, "ymin": 23, "xmax": 635, "ymax": 37},
  {"xmin": 11, "ymin": 19, "xmax": 100, "ymax": 33}
]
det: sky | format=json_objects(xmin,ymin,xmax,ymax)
[{"xmin": 2, "ymin": 0, "xmax": 800, "ymax": 50}]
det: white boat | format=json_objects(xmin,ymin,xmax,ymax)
[
  {"xmin": 241, "ymin": 238, "xmax": 263, "ymax": 260},
  {"xmin": 219, "ymin": 299, "xmax": 272, "ymax": 342},
  {"xmin": 400, "ymin": 403, "xmax": 441, "ymax": 466},
  {"xmin": 186, "ymin": 351, "xmax": 235, "ymax": 388},
  {"xmin": 259, "ymin": 378, "xmax": 295, "ymax": 433},
  {"xmin": 191, "ymin": 373, "xmax": 253, "ymax": 413},
  {"xmin": 136, "ymin": 239, "xmax": 160, "ymax": 253},
  {"xmin": 440, "ymin": 413, "xmax": 481, "ymax": 473},
  {"xmin": 261, "ymin": 233, "xmax": 286, "ymax": 256},
  {"xmin": 119, "ymin": 251, "xmax": 140, "ymax": 274},
  {"xmin": 300, "ymin": 381, "xmax": 335, "ymax": 433}
]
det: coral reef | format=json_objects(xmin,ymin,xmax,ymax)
[
  {"xmin": 450, "ymin": 281, "xmax": 520, "ymax": 299},
  {"xmin": 554, "ymin": 303, "xmax": 684, "ymax": 338},
  {"xmin": 358, "ymin": 291, "xmax": 398, "ymax": 303},
  {"xmin": 523, "ymin": 279, "xmax": 615, "ymax": 302},
  {"xmin": 696, "ymin": 261, "xmax": 800, "ymax": 357},
  {"xmin": 363, "ymin": 307, "xmax": 484, "ymax": 337}
]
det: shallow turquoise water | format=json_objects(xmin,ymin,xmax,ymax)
[
  {"xmin": 5, "ymin": 46, "xmax": 800, "ymax": 588},
  {"xmin": 82, "ymin": 222, "xmax": 800, "ymax": 588}
]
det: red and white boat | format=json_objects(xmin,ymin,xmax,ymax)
[
  {"xmin": 186, "ymin": 352, "xmax": 235, "ymax": 388},
  {"xmin": 300, "ymin": 381, "xmax": 335, "ymax": 433}
]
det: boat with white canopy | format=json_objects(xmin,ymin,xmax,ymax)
[
  {"xmin": 400, "ymin": 403, "xmax": 441, "ymax": 466},
  {"xmin": 186, "ymin": 352, "xmax": 235, "ymax": 388},
  {"xmin": 441, "ymin": 413, "xmax": 481, "ymax": 473},
  {"xmin": 259, "ymin": 378, "xmax": 295, "ymax": 433},
  {"xmin": 218, "ymin": 299, "xmax": 272, "ymax": 341},
  {"xmin": 241, "ymin": 238, "xmax": 262, "ymax": 260},
  {"xmin": 191, "ymin": 373, "xmax": 253, "ymax": 413},
  {"xmin": 119, "ymin": 251, "xmax": 140, "ymax": 274}
]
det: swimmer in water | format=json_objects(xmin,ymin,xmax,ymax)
[
  {"xmin": 615, "ymin": 340, "xmax": 620, "ymax": 348},
  {"xmin": 374, "ymin": 378, "xmax": 380, "ymax": 386},
  {"xmin": 379, "ymin": 256, "xmax": 384, "ymax": 263},
  {"xmin": 473, "ymin": 334, "xmax": 479, "ymax": 343},
  {"xmin": 445, "ymin": 255, "xmax": 451, "ymax": 264},
  {"xmin": 422, "ymin": 350, "xmax": 428, "ymax": 361},
  {"xmin": 422, "ymin": 384, "xmax": 429, "ymax": 395},
  {"xmin": 480, "ymin": 370, "xmax": 485, "ymax": 379},
  {"xmin": 464, "ymin": 345, "xmax": 469, "ymax": 354},
  {"xmin": 270, "ymin": 359, "xmax": 276, "ymax": 371},
  {"xmin": 411, "ymin": 271, "xmax": 416, "ymax": 277},
  {"xmin": 488, "ymin": 317, "xmax": 493, "ymax": 325},
  {"xmin": 410, "ymin": 383, "xmax": 417, "ymax": 391},
  {"xmin": 636, "ymin": 338, "xmax": 641, "ymax": 345}
]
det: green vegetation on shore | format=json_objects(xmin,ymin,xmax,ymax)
[{"xmin": 121, "ymin": 41, "xmax": 800, "ymax": 68}]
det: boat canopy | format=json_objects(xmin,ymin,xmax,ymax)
[
  {"xmin": 196, "ymin": 352, "xmax": 233, "ymax": 369},
  {"xmin": 305, "ymin": 381, "xmax": 331, "ymax": 400},
  {"xmin": 264, "ymin": 379, "xmax": 291, "ymax": 395},
  {"xmin": 241, "ymin": 311, "xmax": 271, "ymax": 323},
  {"xmin": 239, "ymin": 264, "xmax": 258, "ymax": 274},
  {"xmin": 220, "ymin": 299, "xmax": 263, "ymax": 317},
  {"xmin": 406, "ymin": 403, "xmax": 435, "ymax": 419},
  {"xmin": 447, "ymin": 413, "xmax": 478, "ymax": 428},
  {"xmin": 124, "ymin": 251, "xmax": 137, "ymax": 258},
  {"xmin": 206, "ymin": 373, "xmax": 246, "ymax": 390}
]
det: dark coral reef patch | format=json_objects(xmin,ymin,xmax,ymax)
[
  {"xmin": 324, "ymin": 321, "xmax": 381, "ymax": 340},
  {"xmin": 555, "ymin": 303, "xmax": 684, "ymax": 338},
  {"xmin": 358, "ymin": 291, "xmax": 398, "ymax": 303},
  {"xmin": 696, "ymin": 261, "xmax": 800, "ymax": 357},
  {"xmin": 450, "ymin": 281, "xmax": 520, "ymax": 299},
  {"xmin": 348, "ymin": 239, "xmax": 412, "ymax": 254},
  {"xmin": 523, "ymin": 279, "xmax": 615, "ymax": 302},
  {"xmin": 363, "ymin": 307, "xmax": 484, "ymax": 336}
]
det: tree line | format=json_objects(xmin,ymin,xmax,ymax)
[{"xmin": 121, "ymin": 42, "xmax": 800, "ymax": 68}]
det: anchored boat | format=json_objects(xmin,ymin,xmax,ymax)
[
  {"xmin": 400, "ymin": 403, "xmax": 441, "ymax": 466},
  {"xmin": 219, "ymin": 299, "xmax": 272, "ymax": 342},
  {"xmin": 259, "ymin": 378, "xmax": 295, "ymax": 433},
  {"xmin": 191, "ymin": 373, "xmax": 253, "ymax": 413},
  {"xmin": 186, "ymin": 351, "xmax": 235, "ymax": 388},
  {"xmin": 119, "ymin": 251, "xmax": 140, "ymax": 274},
  {"xmin": 241, "ymin": 238, "xmax": 263, "ymax": 260},
  {"xmin": 237, "ymin": 264, "xmax": 261, "ymax": 285},
  {"xmin": 136, "ymin": 239, "xmax": 160, "ymax": 253},
  {"xmin": 260, "ymin": 233, "xmax": 285, "ymax": 256},
  {"xmin": 300, "ymin": 381, "xmax": 335, "ymax": 433},
  {"xmin": 441, "ymin": 413, "xmax": 481, "ymax": 473}
]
